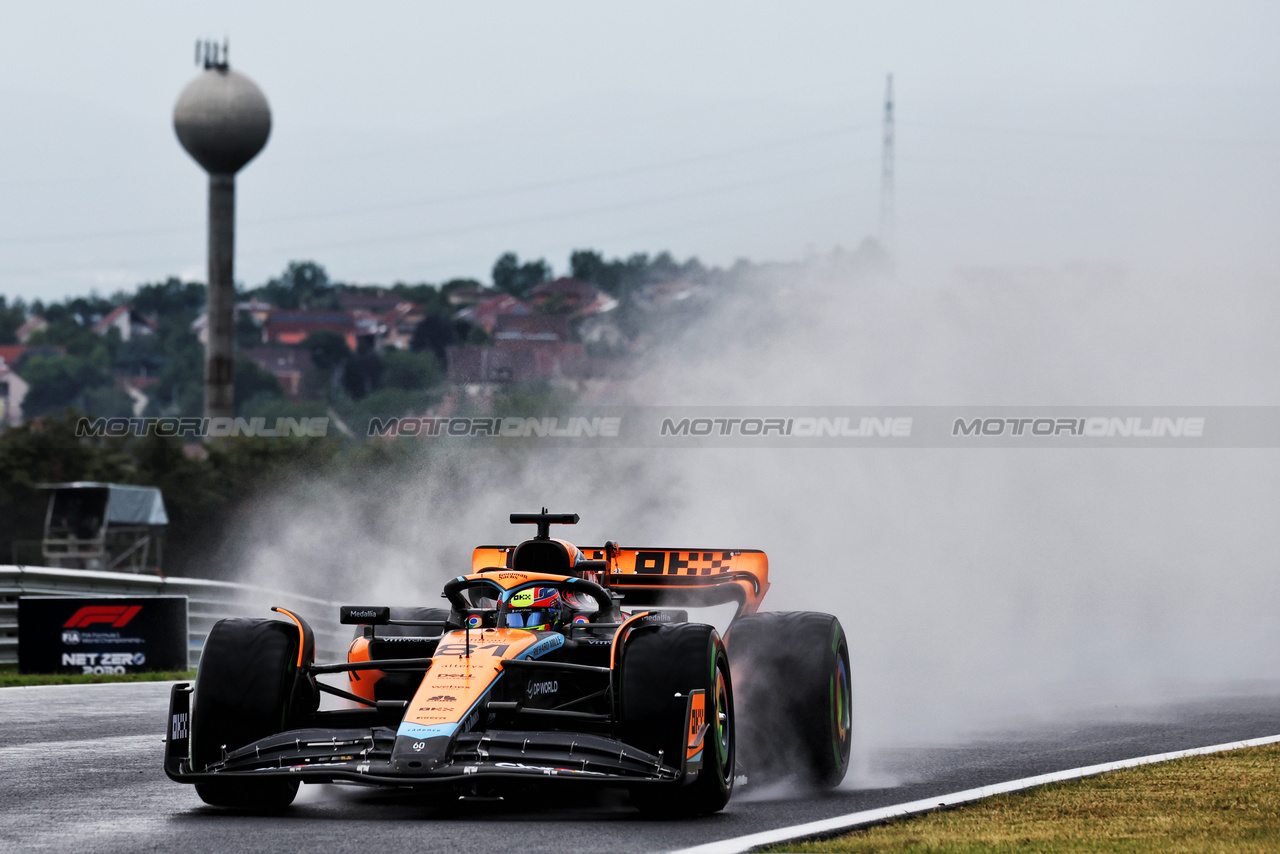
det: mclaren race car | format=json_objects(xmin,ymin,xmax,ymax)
[{"xmin": 164, "ymin": 511, "xmax": 851, "ymax": 815}]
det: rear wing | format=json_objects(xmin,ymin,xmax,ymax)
[{"xmin": 472, "ymin": 545, "xmax": 770, "ymax": 615}]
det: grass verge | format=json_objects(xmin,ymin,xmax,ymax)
[
  {"xmin": 771, "ymin": 743, "xmax": 1280, "ymax": 854},
  {"xmin": 0, "ymin": 664, "xmax": 195, "ymax": 687}
]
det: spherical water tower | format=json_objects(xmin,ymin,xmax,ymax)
[{"xmin": 173, "ymin": 40, "xmax": 271, "ymax": 420}]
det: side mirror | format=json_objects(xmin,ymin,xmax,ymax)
[{"xmin": 339, "ymin": 605, "xmax": 390, "ymax": 625}]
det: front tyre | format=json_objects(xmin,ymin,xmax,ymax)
[
  {"xmin": 194, "ymin": 778, "xmax": 299, "ymax": 810},
  {"xmin": 190, "ymin": 617, "xmax": 317, "ymax": 809},
  {"xmin": 621, "ymin": 623, "xmax": 735, "ymax": 816}
]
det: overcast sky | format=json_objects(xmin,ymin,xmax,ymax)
[{"xmin": 1, "ymin": 1, "xmax": 1277, "ymax": 302}]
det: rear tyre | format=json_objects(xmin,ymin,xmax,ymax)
[
  {"xmin": 190, "ymin": 617, "xmax": 317, "ymax": 809},
  {"xmin": 620, "ymin": 623, "xmax": 734, "ymax": 816},
  {"xmin": 727, "ymin": 611, "xmax": 851, "ymax": 788}
]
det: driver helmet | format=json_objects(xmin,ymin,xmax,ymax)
[{"xmin": 505, "ymin": 586, "xmax": 563, "ymax": 631}]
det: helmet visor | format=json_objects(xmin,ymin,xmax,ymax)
[{"xmin": 505, "ymin": 610, "xmax": 553, "ymax": 630}]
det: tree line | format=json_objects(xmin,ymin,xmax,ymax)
[{"xmin": 2, "ymin": 248, "xmax": 716, "ymax": 424}]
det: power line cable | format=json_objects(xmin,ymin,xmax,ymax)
[
  {"xmin": 0, "ymin": 157, "xmax": 875, "ymax": 279},
  {"xmin": 0, "ymin": 123, "xmax": 876, "ymax": 247}
]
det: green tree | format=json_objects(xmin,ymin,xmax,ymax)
[
  {"xmin": 341, "ymin": 352, "xmax": 383, "ymax": 400},
  {"xmin": 569, "ymin": 249, "xmax": 619, "ymax": 293},
  {"xmin": 114, "ymin": 335, "xmax": 165, "ymax": 378},
  {"xmin": 302, "ymin": 330, "xmax": 352, "ymax": 376},
  {"xmin": 0, "ymin": 296, "xmax": 27, "ymax": 345},
  {"xmin": 233, "ymin": 356, "xmax": 284, "ymax": 413},
  {"xmin": 132, "ymin": 278, "xmax": 206, "ymax": 317},
  {"xmin": 26, "ymin": 318, "xmax": 104, "ymax": 360},
  {"xmin": 234, "ymin": 310, "xmax": 262, "ymax": 349},
  {"xmin": 492, "ymin": 252, "xmax": 550, "ymax": 298},
  {"xmin": 382, "ymin": 348, "xmax": 442, "ymax": 391},
  {"xmin": 648, "ymin": 250, "xmax": 682, "ymax": 280},
  {"xmin": 149, "ymin": 335, "xmax": 204, "ymax": 417},
  {"xmin": 387, "ymin": 282, "xmax": 450, "ymax": 313},
  {"xmin": 78, "ymin": 383, "xmax": 138, "ymax": 419},
  {"xmin": 253, "ymin": 261, "xmax": 335, "ymax": 309},
  {"xmin": 408, "ymin": 313, "xmax": 459, "ymax": 366},
  {"xmin": 126, "ymin": 432, "xmax": 227, "ymax": 574},
  {"xmin": 44, "ymin": 295, "xmax": 115, "ymax": 329},
  {"xmin": 567, "ymin": 247, "xmax": 705, "ymax": 296},
  {"xmin": 20, "ymin": 355, "xmax": 114, "ymax": 418}
]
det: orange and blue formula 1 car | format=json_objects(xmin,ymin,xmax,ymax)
[{"xmin": 163, "ymin": 511, "xmax": 851, "ymax": 815}]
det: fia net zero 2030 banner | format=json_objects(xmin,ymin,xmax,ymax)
[{"xmin": 18, "ymin": 596, "xmax": 188, "ymax": 674}]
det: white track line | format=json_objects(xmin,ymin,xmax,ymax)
[{"xmin": 673, "ymin": 733, "xmax": 1280, "ymax": 854}]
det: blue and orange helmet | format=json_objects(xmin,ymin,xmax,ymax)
[{"xmin": 505, "ymin": 586, "xmax": 563, "ymax": 631}]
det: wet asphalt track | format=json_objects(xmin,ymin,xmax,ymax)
[{"xmin": 2, "ymin": 682, "xmax": 1279, "ymax": 854}]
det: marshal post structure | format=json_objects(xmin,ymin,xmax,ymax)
[{"xmin": 173, "ymin": 40, "xmax": 271, "ymax": 420}]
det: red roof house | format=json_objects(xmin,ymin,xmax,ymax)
[
  {"xmin": 455, "ymin": 295, "xmax": 533, "ymax": 335},
  {"xmin": 262, "ymin": 310, "xmax": 358, "ymax": 350}
]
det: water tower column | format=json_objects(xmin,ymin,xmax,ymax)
[{"xmin": 206, "ymin": 173, "xmax": 236, "ymax": 417}]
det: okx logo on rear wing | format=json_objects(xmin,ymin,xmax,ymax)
[{"xmin": 592, "ymin": 547, "xmax": 769, "ymax": 615}]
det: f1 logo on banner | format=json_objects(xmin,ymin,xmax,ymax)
[
  {"xmin": 18, "ymin": 596, "xmax": 188, "ymax": 675},
  {"xmin": 62, "ymin": 605, "xmax": 142, "ymax": 629}
]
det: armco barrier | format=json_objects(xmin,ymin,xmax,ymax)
[{"xmin": 0, "ymin": 565, "xmax": 348, "ymax": 669}]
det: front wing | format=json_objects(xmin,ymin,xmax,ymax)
[{"xmin": 164, "ymin": 683, "xmax": 697, "ymax": 790}]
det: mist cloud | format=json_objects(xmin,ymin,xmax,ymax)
[{"xmin": 229, "ymin": 252, "xmax": 1280, "ymax": 778}]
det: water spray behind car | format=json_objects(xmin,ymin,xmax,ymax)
[{"xmin": 223, "ymin": 251, "xmax": 1280, "ymax": 791}]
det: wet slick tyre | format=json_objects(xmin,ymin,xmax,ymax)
[
  {"xmin": 620, "ymin": 623, "xmax": 734, "ymax": 816},
  {"xmin": 191, "ymin": 618, "xmax": 316, "ymax": 809},
  {"xmin": 727, "ymin": 611, "xmax": 851, "ymax": 788}
]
